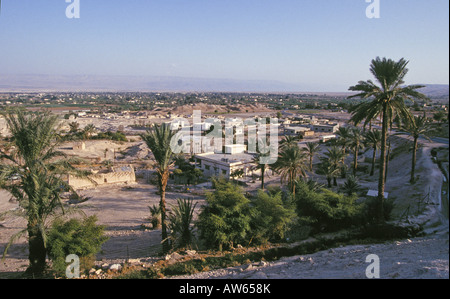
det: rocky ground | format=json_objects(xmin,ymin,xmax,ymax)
[{"xmin": 170, "ymin": 233, "xmax": 449, "ymax": 279}]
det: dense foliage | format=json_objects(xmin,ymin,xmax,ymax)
[{"xmin": 47, "ymin": 216, "xmax": 109, "ymax": 276}]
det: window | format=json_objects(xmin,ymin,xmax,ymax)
[{"xmin": 205, "ymin": 165, "xmax": 210, "ymax": 170}]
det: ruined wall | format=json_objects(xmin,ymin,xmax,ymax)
[{"xmin": 68, "ymin": 165, "xmax": 136, "ymax": 190}]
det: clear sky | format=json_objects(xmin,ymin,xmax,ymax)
[{"xmin": 0, "ymin": 0, "xmax": 448, "ymax": 91}]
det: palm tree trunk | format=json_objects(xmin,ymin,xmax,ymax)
[
  {"xmin": 384, "ymin": 140, "xmax": 391, "ymax": 184},
  {"xmin": 353, "ymin": 143, "xmax": 359, "ymax": 175},
  {"xmin": 261, "ymin": 164, "xmax": 265, "ymax": 190},
  {"xmin": 370, "ymin": 146, "xmax": 376, "ymax": 176},
  {"xmin": 410, "ymin": 137, "xmax": 418, "ymax": 183},
  {"xmin": 159, "ymin": 171, "xmax": 170, "ymax": 253},
  {"xmin": 377, "ymin": 105, "xmax": 388, "ymax": 222},
  {"xmin": 310, "ymin": 156, "xmax": 313, "ymax": 172},
  {"xmin": 27, "ymin": 224, "xmax": 47, "ymax": 276},
  {"xmin": 160, "ymin": 188, "xmax": 169, "ymax": 253}
]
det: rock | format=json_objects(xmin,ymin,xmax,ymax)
[
  {"xmin": 244, "ymin": 264, "xmax": 254, "ymax": 271},
  {"xmin": 109, "ymin": 264, "xmax": 122, "ymax": 271},
  {"xmin": 101, "ymin": 263, "xmax": 109, "ymax": 270},
  {"xmin": 258, "ymin": 261, "xmax": 268, "ymax": 267},
  {"xmin": 185, "ymin": 250, "xmax": 197, "ymax": 256},
  {"xmin": 127, "ymin": 258, "xmax": 141, "ymax": 265},
  {"xmin": 165, "ymin": 252, "xmax": 183, "ymax": 261}
]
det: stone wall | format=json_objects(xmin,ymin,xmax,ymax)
[{"xmin": 68, "ymin": 165, "xmax": 136, "ymax": 190}]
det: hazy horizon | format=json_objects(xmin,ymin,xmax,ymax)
[{"xmin": 0, "ymin": 1, "xmax": 448, "ymax": 93}]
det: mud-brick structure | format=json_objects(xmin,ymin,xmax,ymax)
[{"xmin": 68, "ymin": 165, "xmax": 136, "ymax": 190}]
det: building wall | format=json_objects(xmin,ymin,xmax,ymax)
[{"xmin": 68, "ymin": 166, "xmax": 136, "ymax": 189}]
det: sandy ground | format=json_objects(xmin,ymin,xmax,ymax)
[{"xmin": 0, "ymin": 117, "xmax": 448, "ymax": 279}]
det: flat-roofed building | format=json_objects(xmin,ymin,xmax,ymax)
[{"xmin": 194, "ymin": 152, "xmax": 254, "ymax": 179}]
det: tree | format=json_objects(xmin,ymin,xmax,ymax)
[
  {"xmin": 364, "ymin": 129, "xmax": 382, "ymax": 176},
  {"xmin": 322, "ymin": 146, "xmax": 346, "ymax": 186},
  {"xmin": 251, "ymin": 190, "xmax": 296, "ymax": 244},
  {"xmin": 341, "ymin": 175, "xmax": 362, "ymax": 196},
  {"xmin": 68, "ymin": 121, "xmax": 79, "ymax": 134},
  {"xmin": 197, "ymin": 178, "xmax": 252, "ymax": 251},
  {"xmin": 336, "ymin": 127, "xmax": 352, "ymax": 154},
  {"xmin": 251, "ymin": 137, "xmax": 275, "ymax": 190},
  {"xmin": 280, "ymin": 135, "xmax": 298, "ymax": 149},
  {"xmin": 167, "ymin": 198, "xmax": 197, "ymax": 250},
  {"xmin": 335, "ymin": 126, "xmax": 352, "ymax": 177},
  {"xmin": 273, "ymin": 145, "xmax": 308, "ymax": 197},
  {"xmin": 349, "ymin": 127, "xmax": 365, "ymax": 175},
  {"xmin": 140, "ymin": 124, "xmax": 175, "ymax": 253},
  {"xmin": 399, "ymin": 114, "xmax": 431, "ymax": 183},
  {"xmin": 348, "ymin": 57, "xmax": 428, "ymax": 221},
  {"xmin": 0, "ymin": 109, "xmax": 90, "ymax": 275},
  {"xmin": 433, "ymin": 110, "xmax": 447, "ymax": 124},
  {"xmin": 82, "ymin": 124, "xmax": 96, "ymax": 140},
  {"xmin": 302, "ymin": 142, "xmax": 320, "ymax": 172}
]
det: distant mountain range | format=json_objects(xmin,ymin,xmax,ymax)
[
  {"xmin": 0, "ymin": 74, "xmax": 448, "ymax": 97},
  {"xmin": 415, "ymin": 84, "xmax": 449, "ymax": 99},
  {"xmin": 0, "ymin": 74, "xmax": 303, "ymax": 93}
]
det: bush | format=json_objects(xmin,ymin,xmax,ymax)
[
  {"xmin": 250, "ymin": 190, "xmax": 296, "ymax": 244},
  {"xmin": 295, "ymin": 181, "xmax": 364, "ymax": 232},
  {"xmin": 362, "ymin": 196, "xmax": 395, "ymax": 223},
  {"xmin": 47, "ymin": 216, "xmax": 109, "ymax": 276},
  {"xmin": 167, "ymin": 198, "xmax": 197, "ymax": 249},
  {"xmin": 197, "ymin": 178, "xmax": 253, "ymax": 251}
]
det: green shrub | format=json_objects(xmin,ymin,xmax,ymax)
[
  {"xmin": 197, "ymin": 178, "xmax": 252, "ymax": 251},
  {"xmin": 250, "ymin": 190, "xmax": 296, "ymax": 244},
  {"xmin": 47, "ymin": 216, "xmax": 109, "ymax": 276},
  {"xmin": 362, "ymin": 196, "xmax": 395, "ymax": 223},
  {"xmin": 295, "ymin": 181, "xmax": 364, "ymax": 232}
]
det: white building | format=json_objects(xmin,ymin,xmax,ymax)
[
  {"xmin": 312, "ymin": 123, "xmax": 339, "ymax": 133},
  {"xmin": 194, "ymin": 152, "xmax": 254, "ymax": 179}
]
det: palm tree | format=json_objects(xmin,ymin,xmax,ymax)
[
  {"xmin": 273, "ymin": 145, "xmax": 308, "ymax": 197},
  {"xmin": 335, "ymin": 126, "xmax": 352, "ymax": 178},
  {"xmin": 342, "ymin": 175, "xmax": 361, "ymax": 196},
  {"xmin": 336, "ymin": 127, "xmax": 352, "ymax": 154},
  {"xmin": 0, "ymin": 109, "xmax": 89, "ymax": 275},
  {"xmin": 348, "ymin": 57, "xmax": 428, "ymax": 221},
  {"xmin": 251, "ymin": 138, "xmax": 274, "ymax": 190},
  {"xmin": 82, "ymin": 124, "xmax": 96, "ymax": 140},
  {"xmin": 349, "ymin": 127, "xmax": 365, "ymax": 175},
  {"xmin": 280, "ymin": 135, "xmax": 298, "ymax": 149},
  {"xmin": 364, "ymin": 129, "xmax": 382, "ymax": 176},
  {"xmin": 318, "ymin": 161, "xmax": 339, "ymax": 188},
  {"xmin": 399, "ymin": 114, "xmax": 431, "ymax": 183},
  {"xmin": 302, "ymin": 142, "xmax": 320, "ymax": 172},
  {"xmin": 140, "ymin": 124, "xmax": 175, "ymax": 253},
  {"xmin": 322, "ymin": 146, "xmax": 346, "ymax": 186}
]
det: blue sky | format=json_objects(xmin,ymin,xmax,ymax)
[{"xmin": 0, "ymin": 0, "xmax": 448, "ymax": 91}]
